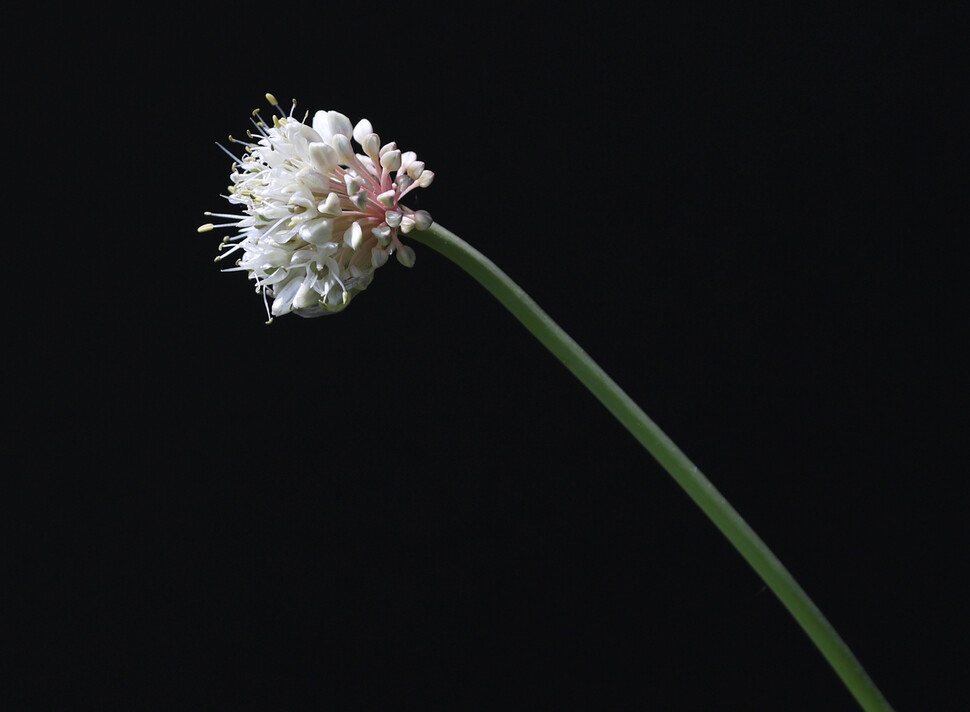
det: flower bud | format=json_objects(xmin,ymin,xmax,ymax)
[
  {"xmin": 413, "ymin": 210, "xmax": 433, "ymax": 231},
  {"xmin": 372, "ymin": 226, "xmax": 392, "ymax": 246},
  {"xmin": 371, "ymin": 247, "xmax": 389, "ymax": 268},
  {"xmin": 406, "ymin": 160, "xmax": 425, "ymax": 179},
  {"xmin": 380, "ymin": 149, "xmax": 402, "ymax": 172},
  {"xmin": 361, "ymin": 133, "xmax": 381, "ymax": 162},
  {"xmin": 396, "ymin": 245, "xmax": 416, "ymax": 268},
  {"xmin": 331, "ymin": 134, "xmax": 355, "ymax": 164}
]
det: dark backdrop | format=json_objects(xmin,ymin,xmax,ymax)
[{"xmin": 15, "ymin": 5, "xmax": 965, "ymax": 709}]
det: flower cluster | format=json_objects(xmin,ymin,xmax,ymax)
[{"xmin": 201, "ymin": 94, "xmax": 433, "ymax": 321}]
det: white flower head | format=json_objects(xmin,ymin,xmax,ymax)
[{"xmin": 201, "ymin": 94, "xmax": 433, "ymax": 322}]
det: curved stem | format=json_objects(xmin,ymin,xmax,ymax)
[{"xmin": 409, "ymin": 222, "xmax": 893, "ymax": 712}]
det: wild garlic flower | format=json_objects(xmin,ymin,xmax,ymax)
[{"xmin": 201, "ymin": 94, "xmax": 433, "ymax": 321}]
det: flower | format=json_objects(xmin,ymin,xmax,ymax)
[{"xmin": 200, "ymin": 94, "xmax": 433, "ymax": 321}]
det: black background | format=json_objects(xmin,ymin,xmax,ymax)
[{"xmin": 13, "ymin": 5, "xmax": 966, "ymax": 709}]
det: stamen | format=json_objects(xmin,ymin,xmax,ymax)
[
  {"xmin": 214, "ymin": 241, "xmax": 246, "ymax": 261},
  {"xmin": 204, "ymin": 211, "xmax": 246, "ymax": 220},
  {"xmin": 265, "ymin": 93, "xmax": 287, "ymax": 118},
  {"xmin": 227, "ymin": 135, "xmax": 258, "ymax": 148},
  {"xmin": 215, "ymin": 142, "xmax": 239, "ymax": 163}
]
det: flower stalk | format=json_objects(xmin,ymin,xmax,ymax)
[
  {"xmin": 409, "ymin": 221, "xmax": 894, "ymax": 712},
  {"xmin": 205, "ymin": 96, "xmax": 892, "ymax": 711}
]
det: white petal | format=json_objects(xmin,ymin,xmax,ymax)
[
  {"xmin": 309, "ymin": 142, "xmax": 338, "ymax": 175},
  {"xmin": 318, "ymin": 192, "xmax": 342, "ymax": 216},
  {"xmin": 343, "ymin": 221, "xmax": 363, "ymax": 249},
  {"xmin": 311, "ymin": 110, "xmax": 332, "ymax": 142},
  {"xmin": 271, "ymin": 278, "xmax": 302, "ymax": 316},
  {"xmin": 287, "ymin": 192, "xmax": 315, "ymax": 210},
  {"xmin": 353, "ymin": 119, "xmax": 373, "ymax": 144},
  {"xmin": 399, "ymin": 151, "xmax": 416, "ymax": 171},
  {"xmin": 293, "ymin": 304, "xmax": 329, "ymax": 318},
  {"xmin": 327, "ymin": 111, "xmax": 353, "ymax": 139},
  {"xmin": 299, "ymin": 219, "xmax": 333, "ymax": 245},
  {"xmin": 293, "ymin": 281, "xmax": 320, "ymax": 310},
  {"xmin": 344, "ymin": 174, "xmax": 360, "ymax": 195},
  {"xmin": 371, "ymin": 247, "xmax": 388, "ymax": 268},
  {"xmin": 296, "ymin": 167, "xmax": 330, "ymax": 193},
  {"xmin": 300, "ymin": 123, "xmax": 324, "ymax": 144},
  {"xmin": 371, "ymin": 226, "xmax": 392, "ymax": 246}
]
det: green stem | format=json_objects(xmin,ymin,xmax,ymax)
[{"xmin": 409, "ymin": 222, "xmax": 893, "ymax": 712}]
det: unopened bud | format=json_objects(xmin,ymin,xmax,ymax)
[
  {"xmin": 406, "ymin": 160, "xmax": 424, "ymax": 179},
  {"xmin": 396, "ymin": 245, "xmax": 416, "ymax": 268},
  {"xmin": 362, "ymin": 133, "xmax": 381, "ymax": 161},
  {"xmin": 372, "ymin": 226, "xmax": 392, "ymax": 246},
  {"xmin": 331, "ymin": 134, "xmax": 355, "ymax": 164},
  {"xmin": 413, "ymin": 210, "xmax": 432, "ymax": 231},
  {"xmin": 380, "ymin": 149, "xmax": 402, "ymax": 172}
]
